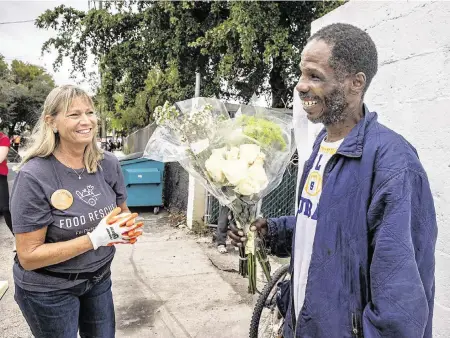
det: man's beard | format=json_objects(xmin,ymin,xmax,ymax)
[{"xmin": 309, "ymin": 86, "xmax": 348, "ymax": 126}]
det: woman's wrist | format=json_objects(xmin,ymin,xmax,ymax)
[{"xmin": 83, "ymin": 234, "xmax": 95, "ymax": 250}]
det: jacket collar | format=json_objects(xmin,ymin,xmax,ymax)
[{"xmin": 313, "ymin": 104, "xmax": 377, "ymax": 158}]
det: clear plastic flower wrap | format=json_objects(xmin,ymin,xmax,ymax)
[{"xmin": 144, "ymin": 97, "xmax": 295, "ymax": 293}]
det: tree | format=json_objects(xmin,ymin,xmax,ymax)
[
  {"xmin": 190, "ymin": 1, "xmax": 344, "ymax": 107},
  {"xmin": 35, "ymin": 0, "xmax": 343, "ymax": 131},
  {"xmin": 10, "ymin": 60, "xmax": 55, "ymax": 88},
  {"xmin": 0, "ymin": 55, "xmax": 55, "ymax": 137},
  {"xmin": 109, "ymin": 63, "xmax": 185, "ymax": 131},
  {"xmin": 0, "ymin": 55, "xmax": 8, "ymax": 78}
]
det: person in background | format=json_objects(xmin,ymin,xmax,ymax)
[
  {"xmin": 216, "ymin": 204, "xmax": 234, "ymax": 254},
  {"xmin": 10, "ymin": 85, "xmax": 144, "ymax": 338},
  {"xmin": 12, "ymin": 135, "xmax": 20, "ymax": 151},
  {"xmin": 108, "ymin": 139, "xmax": 115, "ymax": 152},
  {"xmin": 0, "ymin": 130, "xmax": 12, "ymax": 234}
]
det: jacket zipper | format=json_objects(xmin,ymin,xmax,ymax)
[
  {"xmin": 292, "ymin": 159, "xmax": 313, "ymax": 337},
  {"xmin": 292, "ymin": 153, "xmax": 338, "ymax": 337},
  {"xmin": 292, "ymin": 147, "xmax": 357, "ymax": 337},
  {"xmin": 328, "ymin": 150, "xmax": 363, "ymax": 337},
  {"xmin": 352, "ymin": 312, "xmax": 359, "ymax": 336}
]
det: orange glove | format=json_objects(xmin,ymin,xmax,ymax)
[
  {"xmin": 87, "ymin": 207, "xmax": 141, "ymax": 249},
  {"xmin": 105, "ymin": 209, "xmax": 144, "ymax": 246},
  {"xmin": 122, "ymin": 222, "xmax": 144, "ymax": 244}
]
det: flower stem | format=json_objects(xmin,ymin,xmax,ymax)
[
  {"xmin": 239, "ymin": 246, "xmax": 247, "ymax": 277},
  {"xmin": 256, "ymin": 244, "xmax": 271, "ymax": 282},
  {"xmin": 247, "ymin": 253, "xmax": 257, "ymax": 294}
]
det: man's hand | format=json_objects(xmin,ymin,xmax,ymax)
[{"xmin": 227, "ymin": 218, "xmax": 268, "ymax": 247}]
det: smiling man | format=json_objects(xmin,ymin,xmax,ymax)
[{"xmin": 229, "ymin": 23, "xmax": 437, "ymax": 337}]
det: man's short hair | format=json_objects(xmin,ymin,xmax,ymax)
[{"xmin": 309, "ymin": 23, "xmax": 378, "ymax": 94}]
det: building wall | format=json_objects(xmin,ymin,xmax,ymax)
[{"xmin": 311, "ymin": 1, "xmax": 450, "ymax": 336}]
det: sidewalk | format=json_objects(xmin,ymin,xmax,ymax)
[{"xmin": 0, "ymin": 211, "xmax": 253, "ymax": 338}]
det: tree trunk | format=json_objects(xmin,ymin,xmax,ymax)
[
  {"xmin": 145, "ymin": 97, "xmax": 152, "ymax": 126},
  {"xmin": 269, "ymin": 56, "xmax": 288, "ymax": 108}
]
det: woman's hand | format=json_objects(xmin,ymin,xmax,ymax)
[
  {"xmin": 106, "ymin": 210, "xmax": 144, "ymax": 245},
  {"xmin": 87, "ymin": 207, "xmax": 142, "ymax": 250}
]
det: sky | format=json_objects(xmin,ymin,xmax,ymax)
[{"xmin": 0, "ymin": 0, "xmax": 95, "ymax": 93}]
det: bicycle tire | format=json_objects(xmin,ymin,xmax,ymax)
[{"xmin": 249, "ymin": 263, "xmax": 290, "ymax": 338}]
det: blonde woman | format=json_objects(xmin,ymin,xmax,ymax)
[{"xmin": 10, "ymin": 85, "xmax": 143, "ymax": 338}]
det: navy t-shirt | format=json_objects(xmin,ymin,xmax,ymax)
[{"xmin": 10, "ymin": 152, "xmax": 127, "ymax": 292}]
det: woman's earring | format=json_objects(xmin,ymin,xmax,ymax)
[{"xmin": 53, "ymin": 128, "xmax": 58, "ymax": 134}]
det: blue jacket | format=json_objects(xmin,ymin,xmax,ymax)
[{"xmin": 268, "ymin": 106, "xmax": 437, "ymax": 338}]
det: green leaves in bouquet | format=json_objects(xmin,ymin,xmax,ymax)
[{"xmin": 238, "ymin": 115, "xmax": 287, "ymax": 151}]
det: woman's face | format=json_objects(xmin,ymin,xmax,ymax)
[{"xmin": 53, "ymin": 96, "xmax": 97, "ymax": 148}]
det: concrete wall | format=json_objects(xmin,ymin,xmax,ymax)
[{"xmin": 311, "ymin": 1, "xmax": 450, "ymax": 336}]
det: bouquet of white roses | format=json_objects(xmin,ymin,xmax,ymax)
[{"xmin": 144, "ymin": 97, "xmax": 295, "ymax": 293}]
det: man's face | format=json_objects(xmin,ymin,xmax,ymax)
[{"xmin": 296, "ymin": 39, "xmax": 350, "ymax": 126}]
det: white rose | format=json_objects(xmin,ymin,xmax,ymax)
[
  {"xmin": 222, "ymin": 159, "xmax": 248, "ymax": 185},
  {"xmin": 205, "ymin": 154, "xmax": 225, "ymax": 183},
  {"xmin": 211, "ymin": 146, "xmax": 228, "ymax": 159},
  {"xmin": 239, "ymin": 144, "xmax": 261, "ymax": 164},
  {"xmin": 225, "ymin": 147, "xmax": 239, "ymax": 160},
  {"xmin": 235, "ymin": 179, "xmax": 261, "ymax": 196},
  {"xmin": 248, "ymin": 162, "xmax": 268, "ymax": 189}
]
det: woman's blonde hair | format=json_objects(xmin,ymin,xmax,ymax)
[{"xmin": 19, "ymin": 85, "xmax": 103, "ymax": 173}]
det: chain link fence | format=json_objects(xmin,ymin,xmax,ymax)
[
  {"xmin": 206, "ymin": 193, "xmax": 221, "ymax": 225},
  {"xmin": 260, "ymin": 153, "xmax": 298, "ymax": 218},
  {"xmin": 205, "ymin": 151, "xmax": 298, "ymax": 224}
]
